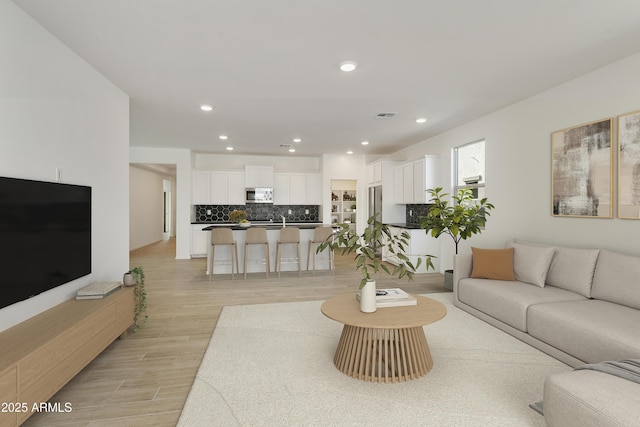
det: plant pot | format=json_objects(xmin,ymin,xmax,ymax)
[
  {"xmin": 444, "ymin": 269, "xmax": 454, "ymax": 291},
  {"xmin": 123, "ymin": 272, "xmax": 136, "ymax": 287},
  {"xmin": 359, "ymin": 280, "xmax": 377, "ymax": 313}
]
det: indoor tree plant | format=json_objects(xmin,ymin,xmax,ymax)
[
  {"xmin": 420, "ymin": 187, "xmax": 495, "ymax": 290},
  {"xmin": 128, "ymin": 266, "xmax": 148, "ymax": 331},
  {"xmin": 318, "ymin": 213, "xmax": 435, "ymax": 312}
]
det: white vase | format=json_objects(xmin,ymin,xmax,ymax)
[
  {"xmin": 123, "ymin": 273, "xmax": 136, "ymax": 287},
  {"xmin": 360, "ymin": 280, "xmax": 377, "ymax": 313}
]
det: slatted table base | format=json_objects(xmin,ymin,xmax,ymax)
[{"xmin": 333, "ymin": 324, "xmax": 433, "ymax": 383}]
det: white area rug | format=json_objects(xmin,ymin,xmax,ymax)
[{"xmin": 178, "ymin": 293, "xmax": 570, "ymax": 426}]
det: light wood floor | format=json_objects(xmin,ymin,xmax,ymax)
[{"xmin": 24, "ymin": 237, "xmax": 446, "ymax": 426}]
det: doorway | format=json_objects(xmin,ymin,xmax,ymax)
[{"xmin": 163, "ymin": 179, "xmax": 172, "ymax": 239}]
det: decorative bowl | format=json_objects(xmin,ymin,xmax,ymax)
[{"xmin": 239, "ymin": 222, "xmax": 251, "ymax": 228}]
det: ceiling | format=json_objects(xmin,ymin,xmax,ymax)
[{"xmin": 14, "ymin": 0, "xmax": 640, "ymax": 157}]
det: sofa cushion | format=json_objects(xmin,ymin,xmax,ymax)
[
  {"xmin": 458, "ymin": 278, "xmax": 585, "ymax": 332},
  {"xmin": 513, "ymin": 239, "xmax": 599, "ymax": 297},
  {"xmin": 510, "ymin": 242, "xmax": 555, "ymax": 287},
  {"xmin": 470, "ymin": 247, "xmax": 515, "ymax": 281},
  {"xmin": 528, "ymin": 299, "xmax": 640, "ymax": 363},
  {"xmin": 545, "ymin": 247, "xmax": 599, "ymax": 298},
  {"xmin": 591, "ymin": 250, "xmax": 640, "ymax": 310},
  {"xmin": 544, "ymin": 369, "xmax": 640, "ymax": 427}
]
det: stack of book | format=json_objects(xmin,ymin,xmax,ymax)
[
  {"xmin": 357, "ymin": 287, "xmax": 417, "ymax": 307},
  {"xmin": 76, "ymin": 281, "xmax": 122, "ymax": 300}
]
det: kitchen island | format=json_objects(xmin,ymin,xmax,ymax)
[{"xmin": 201, "ymin": 223, "xmax": 336, "ymax": 276}]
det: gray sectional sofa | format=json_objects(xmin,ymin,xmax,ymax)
[{"xmin": 452, "ymin": 240, "xmax": 640, "ymax": 426}]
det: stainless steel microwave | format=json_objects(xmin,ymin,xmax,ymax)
[{"xmin": 245, "ymin": 187, "xmax": 273, "ymax": 204}]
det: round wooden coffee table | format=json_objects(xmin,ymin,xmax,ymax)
[{"xmin": 321, "ymin": 293, "xmax": 446, "ymax": 383}]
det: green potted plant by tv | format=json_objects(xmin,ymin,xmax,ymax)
[
  {"xmin": 420, "ymin": 187, "xmax": 495, "ymax": 291},
  {"xmin": 127, "ymin": 266, "xmax": 148, "ymax": 331},
  {"xmin": 317, "ymin": 213, "xmax": 435, "ymax": 313}
]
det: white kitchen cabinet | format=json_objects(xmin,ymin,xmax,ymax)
[
  {"xmin": 193, "ymin": 170, "xmax": 245, "ymax": 204},
  {"xmin": 289, "ymin": 172, "xmax": 306, "ymax": 204},
  {"xmin": 274, "ymin": 172, "xmax": 321, "ymax": 205},
  {"xmin": 305, "ymin": 173, "xmax": 321, "ymax": 205},
  {"xmin": 394, "ymin": 165, "xmax": 404, "ymax": 204},
  {"xmin": 413, "ymin": 158, "xmax": 425, "ymax": 203},
  {"xmin": 245, "ymin": 165, "xmax": 274, "ymax": 188},
  {"xmin": 211, "ymin": 171, "xmax": 228, "ymax": 204},
  {"xmin": 227, "ymin": 171, "xmax": 245, "ymax": 204},
  {"xmin": 402, "ymin": 162, "xmax": 414, "ymax": 203},
  {"xmin": 394, "ymin": 155, "xmax": 440, "ymax": 204},
  {"xmin": 273, "ymin": 172, "xmax": 290, "ymax": 205},
  {"xmin": 191, "ymin": 225, "xmax": 209, "ymax": 258},
  {"xmin": 415, "ymin": 155, "xmax": 440, "ymax": 203},
  {"xmin": 193, "ymin": 171, "xmax": 212, "ymax": 204},
  {"xmin": 367, "ymin": 161, "xmax": 383, "ymax": 186}
]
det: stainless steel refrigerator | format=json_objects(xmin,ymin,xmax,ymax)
[
  {"xmin": 368, "ymin": 185, "xmax": 382, "ymax": 221},
  {"xmin": 369, "ymin": 186, "xmax": 383, "ymax": 255}
]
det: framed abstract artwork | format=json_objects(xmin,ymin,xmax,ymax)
[
  {"xmin": 618, "ymin": 109, "xmax": 640, "ymax": 219},
  {"xmin": 551, "ymin": 118, "xmax": 613, "ymax": 218}
]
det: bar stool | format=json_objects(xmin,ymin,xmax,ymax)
[
  {"xmin": 307, "ymin": 226, "xmax": 335, "ymax": 275},
  {"xmin": 275, "ymin": 227, "xmax": 301, "ymax": 277},
  {"xmin": 209, "ymin": 228, "xmax": 239, "ymax": 281},
  {"xmin": 244, "ymin": 227, "xmax": 270, "ymax": 280}
]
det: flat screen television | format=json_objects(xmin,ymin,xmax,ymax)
[{"xmin": 0, "ymin": 176, "xmax": 91, "ymax": 310}]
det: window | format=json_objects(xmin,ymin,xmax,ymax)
[{"xmin": 454, "ymin": 139, "xmax": 485, "ymax": 200}]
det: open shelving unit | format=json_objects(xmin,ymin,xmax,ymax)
[{"xmin": 330, "ymin": 180, "xmax": 357, "ymax": 229}]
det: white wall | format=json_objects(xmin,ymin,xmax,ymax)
[
  {"xmin": 195, "ymin": 153, "xmax": 321, "ymax": 172},
  {"xmin": 129, "ymin": 166, "xmax": 165, "ymax": 250},
  {"xmin": 0, "ymin": 1, "xmax": 130, "ymax": 331},
  {"xmin": 391, "ymin": 52, "xmax": 640, "ymax": 271}
]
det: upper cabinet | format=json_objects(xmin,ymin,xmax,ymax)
[
  {"xmin": 366, "ymin": 161, "xmax": 383, "ymax": 186},
  {"xmin": 193, "ymin": 170, "xmax": 245, "ymax": 205},
  {"xmin": 394, "ymin": 155, "xmax": 440, "ymax": 204},
  {"xmin": 245, "ymin": 165, "xmax": 274, "ymax": 188},
  {"xmin": 273, "ymin": 172, "xmax": 321, "ymax": 205}
]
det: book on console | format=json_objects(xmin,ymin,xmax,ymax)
[{"xmin": 76, "ymin": 281, "xmax": 122, "ymax": 300}]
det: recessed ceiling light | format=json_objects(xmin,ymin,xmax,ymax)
[
  {"xmin": 293, "ymin": 138, "xmax": 302, "ymax": 143},
  {"xmin": 219, "ymin": 135, "xmax": 228, "ymax": 140},
  {"xmin": 361, "ymin": 141, "xmax": 369, "ymax": 146},
  {"xmin": 200, "ymin": 104, "xmax": 213, "ymax": 112},
  {"xmin": 289, "ymin": 148, "xmax": 296, "ymax": 153},
  {"xmin": 347, "ymin": 150, "xmax": 353, "ymax": 155},
  {"xmin": 339, "ymin": 61, "xmax": 357, "ymax": 72},
  {"xmin": 226, "ymin": 146, "xmax": 234, "ymax": 151},
  {"xmin": 416, "ymin": 118, "xmax": 427, "ymax": 123}
]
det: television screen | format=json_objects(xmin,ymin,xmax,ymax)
[{"xmin": 0, "ymin": 176, "xmax": 91, "ymax": 310}]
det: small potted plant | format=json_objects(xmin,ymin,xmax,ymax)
[
  {"xmin": 420, "ymin": 187, "xmax": 495, "ymax": 290},
  {"xmin": 128, "ymin": 266, "xmax": 148, "ymax": 331},
  {"xmin": 229, "ymin": 209, "xmax": 250, "ymax": 227},
  {"xmin": 318, "ymin": 213, "xmax": 435, "ymax": 313}
]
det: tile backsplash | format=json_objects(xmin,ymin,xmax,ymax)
[
  {"xmin": 406, "ymin": 204, "xmax": 432, "ymax": 226},
  {"xmin": 193, "ymin": 204, "xmax": 320, "ymax": 223}
]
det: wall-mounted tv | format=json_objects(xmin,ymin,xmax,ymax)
[{"xmin": 0, "ymin": 176, "xmax": 91, "ymax": 310}]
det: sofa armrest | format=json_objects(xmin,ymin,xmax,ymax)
[{"xmin": 453, "ymin": 254, "xmax": 472, "ymax": 296}]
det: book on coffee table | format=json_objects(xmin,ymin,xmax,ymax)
[{"xmin": 356, "ymin": 288, "xmax": 417, "ymax": 307}]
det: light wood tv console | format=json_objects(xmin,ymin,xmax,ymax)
[{"xmin": 0, "ymin": 286, "xmax": 134, "ymax": 426}]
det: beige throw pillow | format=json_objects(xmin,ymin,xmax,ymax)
[
  {"xmin": 511, "ymin": 242, "xmax": 556, "ymax": 287},
  {"xmin": 471, "ymin": 247, "xmax": 515, "ymax": 281}
]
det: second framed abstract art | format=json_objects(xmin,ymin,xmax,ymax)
[{"xmin": 618, "ymin": 109, "xmax": 640, "ymax": 219}]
